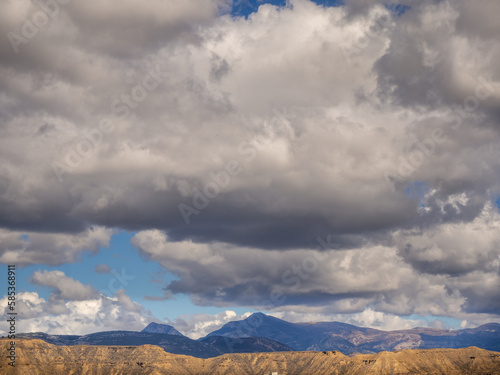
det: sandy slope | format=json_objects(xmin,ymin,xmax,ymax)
[{"xmin": 1, "ymin": 339, "xmax": 500, "ymax": 374}]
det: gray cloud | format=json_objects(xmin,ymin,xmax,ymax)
[
  {"xmin": 1, "ymin": 0, "xmax": 498, "ymax": 248},
  {"xmin": 455, "ymin": 0, "xmax": 500, "ymax": 40},
  {"xmin": 0, "ymin": 227, "xmax": 112, "ymax": 266},
  {"xmin": 395, "ymin": 203, "xmax": 500, "ymax": 276},
  {"xmin": 0, "ymin": 0, "xmax": 500, "ymax": 324},
  {"xmin": 95, "ymin": 264, "xmax": 112, "ymax": 274},
  {"xmin": 132, "ymin": 203, "xmax": 500, "ymax": 318},
  {"xmin": 130, "ymin": 229, "xmax": 466, "ymax": 317}
]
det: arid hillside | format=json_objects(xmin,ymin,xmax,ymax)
[{"xmin": 1, "ymin": 339, "xmax": 500, "ymax": 375}]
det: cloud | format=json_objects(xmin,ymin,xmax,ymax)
[
  {"xmin": 0, "ymin": 0, "xmax": 224, "ymax": 61},
  {"xmin": 132, "ymin": 205, "xmax": 500, "ymax": 319},
  {"xmin": 0, "ymin": 0, "xmax": 497, "ymax": 250},
  {"xmin": 455, "ymin": 0, "xmax": 500, "ymax": 40},
  {"xmin": 0, "ymin": 290, "xmax": 154, "ymax": 336},
  {"xmin": 95, "ymin": 264, "xmax": 112, "ymax": 274},
  {"xmin": 395, "ymin": 202, "xmax": 500, "ymax": 276},
  {"xmin": 30, "ymin": 270, "xmax": 98, "ymax": 300},
  {"xmin": 272, "ymin": 309, "xmax": 429, "ymax": 332},
  {"xmin": 143, "ymin": 291, "xmax": 174, "ymax": 301},
  {"xmin": 166, "ymin": 310, "xmax": 252, "ymax": 339},
  {"xmin": 0, "ymin": 227, "xmax": 113, "ymax": 266},
  {"xmin": 0, "ymin": 0, "xmax": 500, "ymax": 326},
  {"xmin": 130, "ymin": 230, "xmax": 421, "ymax": 313}
]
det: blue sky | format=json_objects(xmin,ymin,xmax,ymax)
[
  {"xmin": 228, "ymin": 0, "xmax": 409, "ymax": 17},
  {"xmin": 4, "ymin": 231, "xmax": 255, "ymax": 323},
  {"xmin": 229, "ymin": 0, "xmax": 344, "ymax": 17}
]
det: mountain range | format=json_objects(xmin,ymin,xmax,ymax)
[
  {"xmin": 207, "ymin": 313, "xmax": 500, "ymax": 354},
  {"xmin": 17, "ymin": 330, "xmax": 292, "ymax": 359},
  {"xmin": 15, "ymin": 313, "xmax": 500, "ymax": 358}
]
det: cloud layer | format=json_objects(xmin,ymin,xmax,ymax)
[
  {"xmin": 131, "ymin": 204, "xmax": 500, "ymax": 323},
  {"xmin": 1, "ymin": 0, "xmax": 500, "ymax": 326}
]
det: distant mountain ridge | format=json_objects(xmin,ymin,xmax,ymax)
[
  {"xmin": 205, "ymin": 312, "xmax": 500, "ymax": 355},
  {"xmin": 15, "ymin": 313, "xmax": 500, "ymax": 357},
  {"xmin": 141, "ymin": 322, "xmax": 183, "ymax": 336},
  {"xmin": 17, "ymin": 331, "xmax": 221, "ymax": 358},
  {"xmin": 17, "ymin": 329, "xmax": 292, "ymax": 359}
]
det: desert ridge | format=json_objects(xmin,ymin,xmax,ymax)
[{"xmin": 1, "ymin": 338, "xmax": 500, "ymax": 375}]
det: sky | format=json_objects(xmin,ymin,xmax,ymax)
[{"xmin": 0, "ymin": 0, "xmax": 500, "ymax": 339}]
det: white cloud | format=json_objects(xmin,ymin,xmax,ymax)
[
  {"xmin": 30, "ymin": 270, "xmax": 97, "ymax": 301},
  {"xmin": 0, "ymin": 289, "xmax": 154, "ymax": 336},
  {"xmin": 166, "ymin": 310, "xmax": 252, "ymax": 339},
  {"xmin": 272, "ymin": 309, "xmax": 428, "ymax": 332}
]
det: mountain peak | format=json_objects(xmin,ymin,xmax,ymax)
[
  {"xmin": 245, "ymin": 312, "xmax": 284, "ymax": 323},
  {"xmin": 141, "ymin": 322, "xmax": 183, "ymax": 336},
  {"xmin": 245, "ymin": 312, "xmax": 268, "ymax": 321}
]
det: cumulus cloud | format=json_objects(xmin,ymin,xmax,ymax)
[
  {"xmin": 132, "ymin": 209, "xmax": 500, "ymax": 320},
  {"xmin": 0, "ymin": 227, "xmax": 113, "ymax": 265},
  {"xmin": 395, "ymin": 202, "xmax": 500, "ymax": 276},
  {"xmin": 272, "ymin": 309, "xmax": 429, "ymax": 332},
  {"xmin": 0, "ymin": 289, "xmax": 154, "ymax": 336},
  {"xmin": 1, "ymin": 0, "xmax": 500, "ymax": 328},
  {"xmin": 30, "ymin": 270, "xmax": 98, "ymax": 300},
  {"xmin": 0, "ymin": 0, "xmax": 497, "ymax": 250}
]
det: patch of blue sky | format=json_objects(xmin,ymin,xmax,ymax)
[
  {"xmin": 228, "ymin": 1, "xmax": 410, "ymax": 19},
  {"xmin": 13, "ymin": 231, "xmax": 173, "ymax": 309},
  {"xmin": 404, "ymin": 314, "xmax": 462, "ymax": 330},
  {"xmin": 385, "ymin": 3, "xmax": 411, "ymax": 16},
  {"xmin": 405, "ymin": 181, "xmax": 430, "ymax": 207},
  {"xmin": 8, "ymin": 230, "xmax": 256, "ymax": 323},
  {"xmin": 229, "ymin": 0, "xmax": 343, "ymax": 18}
]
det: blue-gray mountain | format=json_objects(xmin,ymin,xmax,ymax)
[
  {"xmin": 15, "ymin": 313, "xmax": 500, "ymax": 357},
  {"xmin": 141, "ymin": 322, "xmax": 183, "ymax": 336},
  {"xmin": 200, "ymin": 335, "xmax": 293, "ymax": 354},
  {"xmin": 205, "ymin": 313, "xmax": 500, "ymax": 354},
  {"xmin": 17, "ymin": 329, "xmax": 292, "ymax": 358}
]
